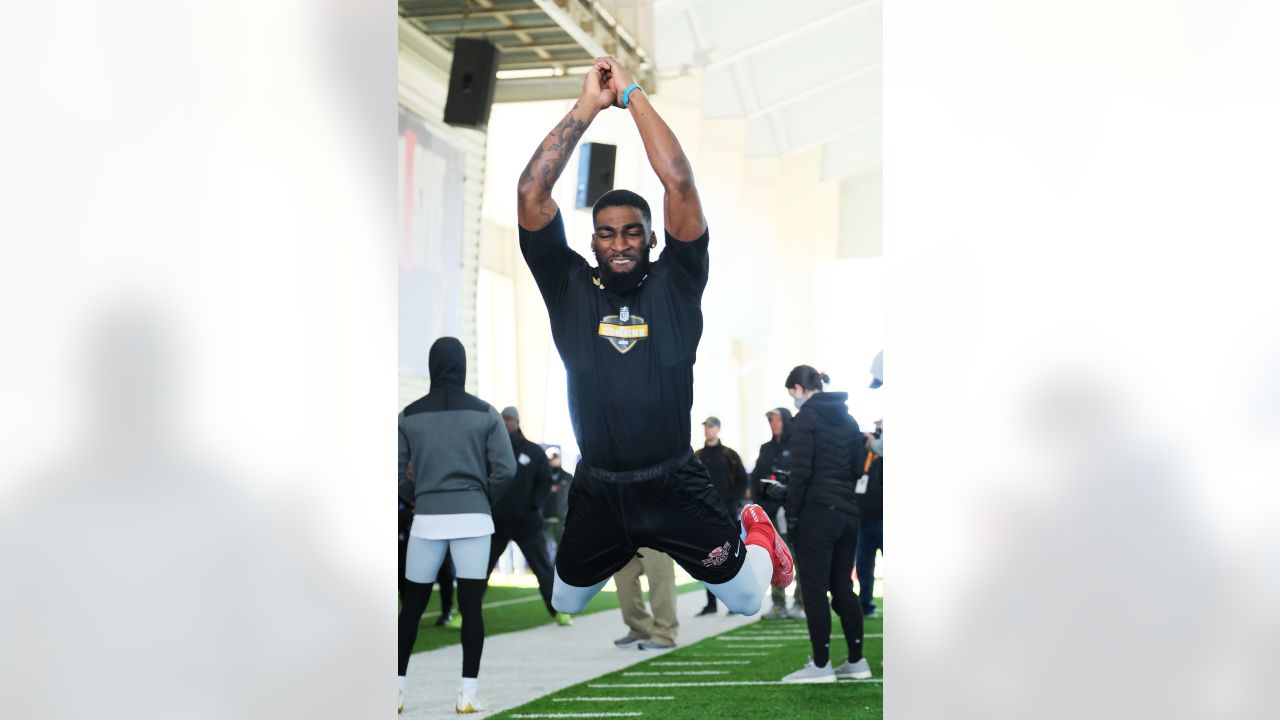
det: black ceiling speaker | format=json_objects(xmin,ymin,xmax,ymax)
[
  {"xmin": 576, "ymin": 142, "xmax": 617, "ymax": 209},
  {"xmin": 443, "ymin": 38, "xmax": 500, "ymax": 130}
]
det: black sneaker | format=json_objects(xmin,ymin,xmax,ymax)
[
  {"xmin": 695, "ymin": 605, "xmax": 717, "ymax": 617},
  {"xmin": 434, "ymin": 611, "xmax": 454, "ymax": 626}
]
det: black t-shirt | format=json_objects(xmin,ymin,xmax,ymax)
[{"xmin": 519, "ymin": 211, "xmax": 709, "ymax": 471}]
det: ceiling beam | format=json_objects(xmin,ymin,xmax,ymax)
[
  {"xmin": 494, "ymin": 76, "xmax": 585, "ymax": 102},
  {"xmin": 745, "ymin": 61, "xmax": 881, "ymax": 120},
  {"xmin": 400, "ymin": 7, "xmax": 544, "ymax": 21},
  {"xmin": 704, "ymin": 0, "xmax": 878, "ymax": 70},
  {"xmin": 532, "ymin": 0, "xmax": 654, "ymax": 88}
]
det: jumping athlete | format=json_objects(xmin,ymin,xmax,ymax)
[{"xmin": 515, "ymin": 57, "xmax": 792, "ymax": 617}]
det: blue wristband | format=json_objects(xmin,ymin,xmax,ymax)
[{"xmin": 622, "ymin": 83, "xmax": 643, "ymax": 108}]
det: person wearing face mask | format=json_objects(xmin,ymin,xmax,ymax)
[{"xmin": 780, "ymin": 366, "xmax": 873, "ymax": 684}]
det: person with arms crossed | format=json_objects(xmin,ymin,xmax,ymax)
[{"xmin": 515, "ymin": 57, "xmax": 792, "ymax": 620}]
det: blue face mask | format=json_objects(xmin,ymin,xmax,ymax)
[{"xmin": 793, "ymin": 395, "xmax": 807, "ymax": 410}]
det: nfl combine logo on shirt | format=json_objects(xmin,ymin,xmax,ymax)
[{"xmin": 597, "ymin": 305, "xmax": 648, "ymax": 354}]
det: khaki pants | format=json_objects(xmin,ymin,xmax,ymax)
[{"xmin": 613, "ymin": 548, "xmax": 678, "ymax": 646}]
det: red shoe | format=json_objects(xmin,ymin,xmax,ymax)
[{"xmin": 740, "ymin": 504, "xmax": 794, "ymax": 589}]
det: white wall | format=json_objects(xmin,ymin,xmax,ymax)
[
  {"xmin": 839, "ymin": 170, "xmax": 883, "ymax": 259},
  {"xmin": 397, "ymin": 21, "xmax": 487, "ymax": 407}
]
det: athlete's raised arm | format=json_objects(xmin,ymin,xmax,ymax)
[
  {"xmin": 598, "ymin": 57, "xmax": 706, "ymax": 242},
  {"xmin": 516, "ymin": 64, "xmax": 615, "ymax": 231}
]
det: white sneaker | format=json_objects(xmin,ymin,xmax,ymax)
[
  {"xmin": 787, "ymin": 605, "xmax": 806, "ymax": 620},
  {"xmin": 456, "ymin": 687, "xmax": 484, "ymax": 714},
  {"xmin": 834, "ymin": 657, "xmax": 873, "ymax": 680},
  {"xmin": 781, "ymin": 658, "xmax": 837, "ymax": 683},
  {"xmin": 398, "ymin": 687, "xmax": 404, "ymax": 714}
]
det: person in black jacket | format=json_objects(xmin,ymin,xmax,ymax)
[
  {"xmin": 856, "ymin": 421, "xmax": 883, "ymax": 617},
  {"xmin": 490, "ymin": 406, "xmax": 571, "ymax": 626},
  {"xmin": 780, "ymin": 366, "xmax": 873, "ymax": 683},
  {"xmin": 541, "ymin": 449, "xmax": 573, "ymax": 558},
  {"xmin": 751, "ymin": 408, "xmax": 804, "ymax": 619},
  {"xmin": 694, "ymin": 416, "xmax": 749, "ymax": 616}
]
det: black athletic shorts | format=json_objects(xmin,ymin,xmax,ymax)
[{"xmin": 555, "ymin": 450, "xmax": 746, "ymax": 587}]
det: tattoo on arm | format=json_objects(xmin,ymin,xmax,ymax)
[{"xmin": 519, "ymin": 104, "xmax": 590, "ymax": 222}]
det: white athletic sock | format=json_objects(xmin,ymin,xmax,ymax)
[
  {"xmin": 461, "ymin": 677, "xmax": 478, "ymax": 695},
  {"xmin": 398, "ymin": 676, "xmax": 406, "ymax": 690}
]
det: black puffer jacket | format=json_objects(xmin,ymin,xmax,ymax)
[
  {"xmin": 750, "ymin": 408, "xmax": 793, "ymax": 519},
  {"xmin": 492, "ymin": 430, "xmax": 552, "ymax": 536},
  {"xmin": 787, "ymin": 392, "xmax": 865, "ymax": 521}
]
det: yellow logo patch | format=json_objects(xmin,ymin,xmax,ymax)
[{"xmin": 598, "ymin": 310, "xmax": 648, "ymax": 354}]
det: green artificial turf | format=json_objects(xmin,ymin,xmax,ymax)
[
  {"xmin": 408, "ymin": 581, "xmax": 706, "ymax": 654},
  {"xmin": 490, "ymin": 605, "xmax": 884, "ymax": 720}
]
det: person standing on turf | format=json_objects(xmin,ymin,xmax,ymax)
[
  {"xmin": 612, "ymin": 547, "xmax": 679, "ymax": 650},
  {"xmin": 490, "ymin": 406, "xmax": 572, "ymax": 626},
  {"xmin": 780, "ymin": 366, "xmax": 874, "ymax": 683},
  {"xmin": 857, "ymin": 419, "xmax": 883, "ymax": 618},
  {"xmin": 398, "ymin": 337, "xmax": 515, "ymax": 714},
  {"xmin": 695, "ymin": 416, "xmax": 749, "ymax": 616},
  {"xmin": 516, "ymin": 56, "xmax": 792, "ymax": 619},
  {"xmin": 857, "ymin": 351, "xmax": 885, "ymax": 618},
  {"xmin": 542, "ymin": 449, "xmax": 573, "ymax": 558},
  {"xmin": 751, "ymin": 407, "xmax": 805, "ymax": 620}
]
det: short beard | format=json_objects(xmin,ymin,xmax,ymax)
[{"xmin": 594, "ymin": 248, "xmax": 651, "ymax": 294}]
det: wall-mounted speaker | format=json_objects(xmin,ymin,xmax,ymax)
[
  {"xmin": 576, "ymin": 142, "xmax": 617, "ymax": 209},
  {"xmin": 443, "ymin": 38, "xmax": 500, "ymax": 130}
]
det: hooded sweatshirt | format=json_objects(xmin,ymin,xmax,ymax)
[
  {"xmin": 750, "ymin": 408, "xmax": 794, "ymax": 519},
  {"xmin": 787, "ymin": 391, "xmax": 865, "ymax": 520},
  {"xmin": 398, "ymin": 337, "xmax": 515, "ymax": 517}
]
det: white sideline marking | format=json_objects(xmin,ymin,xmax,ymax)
[
  {"xmin": 509, "ymin": 707, "xmax": 645, "ymax": 712},
  {"xmin": 589, "ymin": 680, "xmax": 883, "ymax": 688},
  {"xmin": 422, "ymin": 594, "xmax": 541, "ymax": 620},
  {"xmin": 547, "ymin": 691, "xmax": 675, "ymax": 696},
  {"xmin": 687, "ymin": 652, "xmax": 770, "ymax": 657},
  {"xmin": 622, "ymin": 670, "xmax": 729, "ymax": 676},
  {"xmin": 650, "ymin": 661, "xmax": 751, "ymax": 666},
  {"xmin": 709, "ymin": 642, "xmax": 784, "ymax": 647},
  {"xmin": 718, "ymin": 632, "xmax": 883, "ymax": 640}
]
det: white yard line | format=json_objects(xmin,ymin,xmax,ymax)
[
  {"xmin": 716, "ymin": 630, "xmax": 885, "ymax": 635},
  {"xmin": 509, "ymin": 707, "xmax": 645, "ymax": 712},
  {"xmin": 621, "ymin": 670, "xmax": 730, "ymax": 676},
  {"xmin": 589, "ymin": 680, "xmax": 884, "ymax": 688},
  {"xmin": 421, "ymin": 593, "xmax": 543, "ymax": 620},
  {"xmin": 649, "ymin": 660, "xmax": 751, "ymax": 666},
  {"xmin": 710, "ymin": 642, "xmax": 785, "ymax": 647},
  {"xmin": 545, "ymin": 691, "xmax": 675, "ymax": 696}
]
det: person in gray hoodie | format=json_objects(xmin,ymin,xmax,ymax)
[{"xmin": 397, "ymin": 337, "xmax": 514, "ymax": 715}]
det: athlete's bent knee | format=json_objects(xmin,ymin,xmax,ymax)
[{"xmin": 551, "ymin": 580, "xmax": 591, "ymax": 615}]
